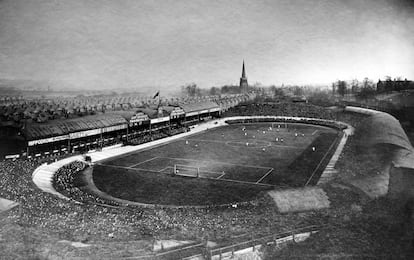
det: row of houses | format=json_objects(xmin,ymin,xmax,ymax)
[{"xmin": 0, "ymin": 94, "xmax": 249, "ymax": 124}]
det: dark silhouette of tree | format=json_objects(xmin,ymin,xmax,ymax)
[
  {"xmin": 181, "ymin": 83, "xmax": 200, "ymax": 97},
  {"xmin": 293, "ymin": 86, "xmax": 304, "ymax": 96},
  {"xmin": 308, "ymin": 90, "xmax": 335, "ymax": 107},
  {"xmin": 271, "ymin": 86, "xmax": 285, "ymax": 97},
  {"xmin": 357, "ymin": 78, "xmax": 376, "ymax": 99},
  {"xmin": 351, "ymin": 79, "xmax": 359, "ymax": 94},
  {"xmin": 336, "ymin": 80, "xmax": 347, "ymax": 96},
  {"xmin": 220, "ymin": 85, "xmax": 241, "ymax": 94},
  {"xmin": 209, "ymin": 87, "xmax": 220, "ymax": 96}
]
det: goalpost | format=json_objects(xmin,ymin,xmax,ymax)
[
  {"xmin": 271, "ymin": 122, "xmax": 288, "ymax": 129},
  {"xmin": 173, "ymin": 164, "xmax": 200, "ymax": 178}
]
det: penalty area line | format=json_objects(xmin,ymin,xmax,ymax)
[
  {"xmin": 211, "ymin": 176, "xmax": 275, "ymax": 187},
  {"xmin": 256, "ymin": 168, "xmax": 274, "ymax": 184},
  {"xmin": 217, "ymin": 172, "xmax": 226, "ymax": 179},
  {"xmin": 158, "ymin": 166, "xmax": 172, "ymax": 173},
  {"xmin": 159, "ymin": 156, "xmax": 273, "ymax": 170},
  {"xmin": 129, "ymin": 157, "xmax": 159, "ymax": 168},
  {"xmin": 98, "ymin": 163, "xmax": 164, "ymax": 174}
]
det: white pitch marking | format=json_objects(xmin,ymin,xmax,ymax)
[
  {"xmin": 217, "ymin": 171, "xmax": 226, "ymax": 179},
  {"xmin": 98, "ymin": 163, "xmax": 277, "ymax": 187},
  {"xmin": 311, "ymin": 130, "xmax": 318, "ymax": 136},
  {"xmin": 158, "ymin": 167, "xmax": 171, "ymax": 173},
  {"xmin": 160, "ymin": 156, "xmax": 273, "ymax": 170},
  {"xmin": 98, "ymin": 163, "xmax": 163, "ymax": 174},
  {"xmin": 129, "ymin": 157, "xmax": 159, "ymax": 168},
  {"xmin": 256, "ymin": 168, "xmax": 274, "ymax": 183}
]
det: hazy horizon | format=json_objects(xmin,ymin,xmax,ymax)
[{"xmin": 1, "ymin": 0, "xmax": 413, "ymax": 90}]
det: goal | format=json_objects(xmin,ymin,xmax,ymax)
[
  {"xmin": 271, "ymin": 122, "xmax": 288, "ymax": 129},
  {"xmin": 173, "ymin": 164, "xmax": 200, "ymax": 178}
]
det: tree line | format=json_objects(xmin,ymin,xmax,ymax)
[
  {"xmin": 180, "ymin": 83, "xmax": 257, "ymax": 97},
  {"xmin": 332, "ymin": 76, "xmax": 413, "ymax": 98}
]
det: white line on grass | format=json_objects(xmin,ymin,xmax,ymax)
[
  {"xmin": 255, "ymin": 168, "xmax": 274, "ymax": 183},
  {"xmin": 213, "ymin": 176, "xmax": 275, "ymax": 187},
  {"xmin": 311, "ymin": 130, "xmax": 319, "ymax": 135},
  {"xmin": 217, "ymin": 172, "xmax": 226, "ymax": 179},
  {"xmin": 187, "ymin": 138, "xmax": 229, "ymax": 144},
  {"xmin": 158, "ymin": 167, "xmax": 172, "ymax": 173},
  {"xmin": 98, "ymin": 163, "xmax": 163, "ymax": 174},
  {"xmin": 129, "ymin": 157, "xmax": 159, "ymax": 168},
  {"xmin": 160, "ymin": 156, "xmax": 273, "ymax": 170},
  {"xmin": 269, "ymin": 144, "xmax": 303, "ymax": 149},
  {"xmin": 199, "ymin": 170, "xmax": 224, "ymax": 177},
  {"xmin": 304, "ymin": 135, "xmax": 339, "ymax": 186},
  {"xmin": 97, "ymin": 163, "xmax": 279, "ymax": 187}
]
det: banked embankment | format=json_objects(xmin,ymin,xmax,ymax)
[{"xmin": 344, "ymin": 106, "xmax": 414, "ymax": 199}]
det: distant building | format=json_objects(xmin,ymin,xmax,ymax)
[
  {"xmin": 377, "ymin": 79, "xmax": 414, "ymax": 93},
  {"xmin": 239, "ymin": 60, "xmax": 248, "ymax": 91}
]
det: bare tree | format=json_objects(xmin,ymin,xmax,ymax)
[
  {"xmin": 336, "ymin": 80, "xmax": 347, "ymax": 96},
  {"xmin": 357, "ymin": 77, "xmax": 376, "ymax": 99},
  {"xmin": 351, "ymin": 79, "xmax": 359, "ymax": 94}
]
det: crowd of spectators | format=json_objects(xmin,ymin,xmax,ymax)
[
  {"xmin": 168, "ymin": 126, "xmax": 188, "ymax": 136},
  {"xmin": 127, "ymin": 134, "xmax": 153, "ymax": 146},
  {"xmin": 0, "ymin": 158, "xmax": 318, "ymax": 247},
  {"xmin": 226, "ymin": 117, "xmax": 348, "ymax": 131},
  {"xmin": 333, "ymin": 110, "xmax": 368, "ymax": 129},
  {"xmin": 127, "ymin": 130, "xmax": 172, "ymax": 145},
  {"xmin": 224, "ymin": 102, "xmax": 337, "ymax": 120},
  {"xmin": 51, "ymin": 160, "xmax": 124, "ymax": 207},
  {"xmin": 224, "ymin": 101, "xmax": 368, "ymax": 128},
  {"xmin": 151, "ymin": 131, "xmax": 169, "ymax": 141},
  {"xmin": 52, "ymin": 161, "xmax": 88, "ymax": 195}
]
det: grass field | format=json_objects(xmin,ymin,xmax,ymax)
[{"xmin": 92, "ymin": 123, "xmax": 339, "ymax": 206}]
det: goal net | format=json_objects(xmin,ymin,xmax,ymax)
[
  {"xmin": 173, "ymin": 164, "xmax": 200, "ymax": 178},
  {"xmin": 271, "ymin": 122, "xmax": 288, "ymax": 129}
]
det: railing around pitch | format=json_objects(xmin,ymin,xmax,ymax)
[{"xmin": 207, "ymin": 224, "xmax": 323, "ymax": 260}]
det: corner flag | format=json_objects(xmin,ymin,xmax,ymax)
[{"xmin": 153, "ymin": 91, "xmax": 160, "ymax": 99}]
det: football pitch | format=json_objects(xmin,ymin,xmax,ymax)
[{"xmin": 92, "ymin": 123, "xmax": 340, "ymax": 205}]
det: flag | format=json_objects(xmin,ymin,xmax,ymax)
[{"xmin": 153, "ymin": 91, "xmax": 160, "ymax": 99}]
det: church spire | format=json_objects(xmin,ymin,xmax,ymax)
[{"xmin": 240, "ymin": 60, "xmax": 248, "ymax": 90}]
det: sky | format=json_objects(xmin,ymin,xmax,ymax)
[{"xmin": 0, "ymin": 0, "xmax": 413, "ymax": 91}]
